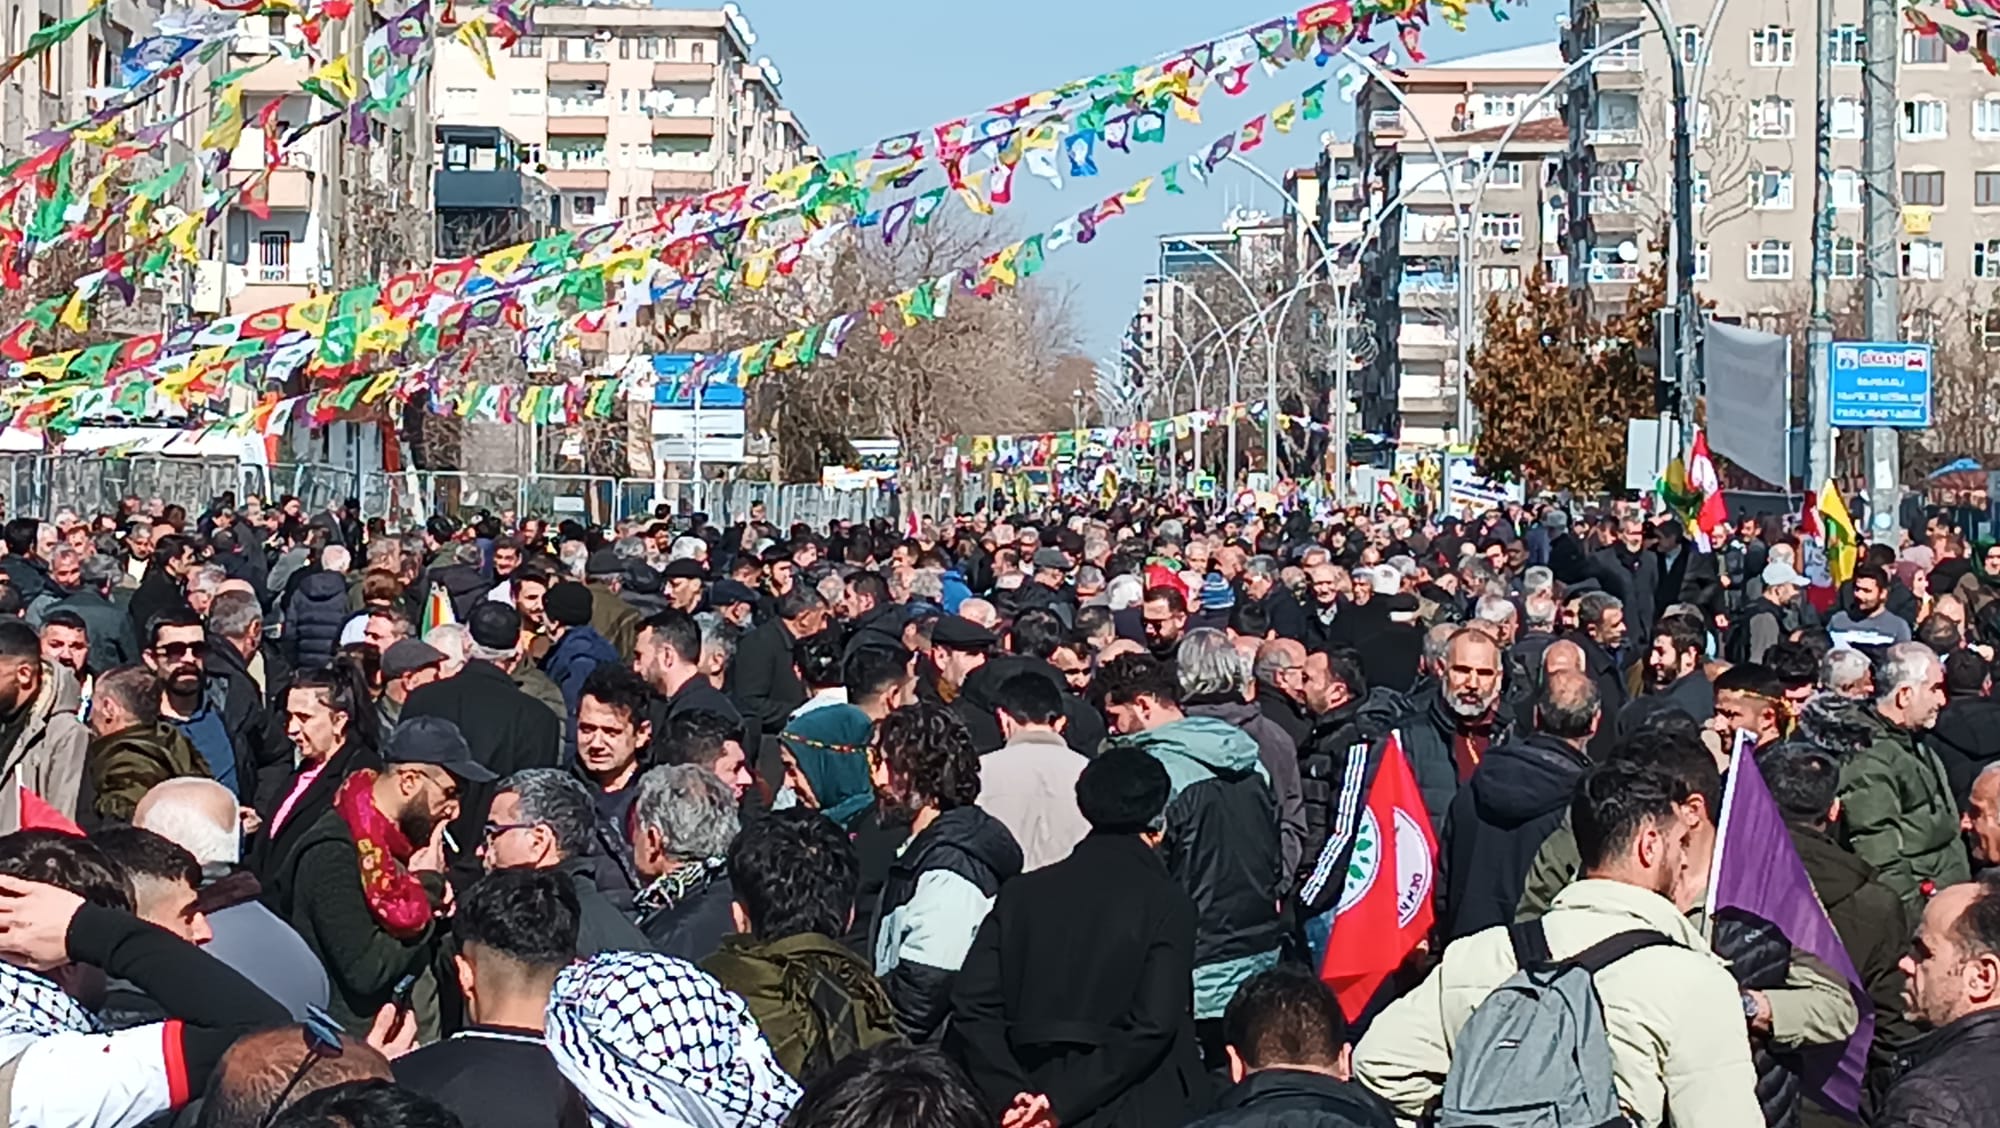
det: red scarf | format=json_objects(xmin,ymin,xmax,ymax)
[{"xmin": 332, "ymin": 770, "xmax": 433, "ymax": 939}]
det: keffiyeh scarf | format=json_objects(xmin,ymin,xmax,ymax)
[
  {"xmin": 634, "ymin": 856, "xmax": 726, "ymax": 918},
  {"xmin": 545, "ymin": 951, "xmax": 800, "ymax": 1128},
  {"xmin": 332, "ymin": 769, "xmax": 432, "ymax": 939},
  {"xmin": 0, "ymin": 960, "xmax": 98, "ymax": 1039}
]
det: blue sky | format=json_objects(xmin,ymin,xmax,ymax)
[{"xmin": 732, "ymin": 0, "xmax": 1566, "ymax": 358}]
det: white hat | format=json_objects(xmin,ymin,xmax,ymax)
[{"xmin": 1762, "ymin": 560, "xmax": 1809, "ymax": 587}]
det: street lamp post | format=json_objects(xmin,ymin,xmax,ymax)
[{"xmin": 1634, "ymin": 0, "xmax": 1701, "ymax": 450}]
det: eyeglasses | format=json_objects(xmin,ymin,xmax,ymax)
[
  {"xmin": 153, "ymin": 640, "xmax": 207, "ymax": 661},
  {"xmin": 483, "ymin": 821, "xmax": 533, "ymax": 841},
  {"xmin": 257, "ymin": 1006, "xmax": 344, "ymax": 1127}
]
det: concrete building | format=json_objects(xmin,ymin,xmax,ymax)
[
  {"xmin": 1351, "ymin": 42, "xmax": 1566, "ymax": 444},
  {"xmin": 1563, "ymin": 0, "xmax": 2000, "ymax": 341}
]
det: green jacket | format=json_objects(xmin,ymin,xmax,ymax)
[
  {"xmin": 703, "ymin": 931, "xmax": 900, "ymax": 1083},
  {"xmin": 1839, "ymin": 708, "xmax": 1969, "ymax": 906},
  {"xmin": 85, "ymin": 722, "xmax": 209, "ymax": 825}
]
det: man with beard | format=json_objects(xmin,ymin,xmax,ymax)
[
  {"xmin": 128, "ymin": 533, "xmax": 196, "ymax": 641},
  {"xmin": 1875, "ymin": 872, "xmax": 2000, "ymax": 1127},
  {"xmin": 842, "ymin": 570, "xmax": 905, "ymax": 661},
  {"xmin": 1622, "ymin": 612, "xmax": 1714, "ymax": 735},
  {"xmin": 1391, "ymin": 628, "xmax": 1509, "ymax": 837},
  {"xmin": 49, "ymin": 554, "xmax": 139, "ymax": 676},
  {"xmin": 1591, "ymin": 517, "xmax": 1661, "ymax": 634},
  {"xmin": 141, "ymin": 606, "xmax": 245, "ymax": 801},
  {"xmin": 1142, "ymin": 586, "xmax": 1189, "ymax": 661},
  {"xmin": 1571, "ymin": 591, "xmax": 1633, "ymax": 757},
  {"xmin": 269, "ymin": 715, "xmax": 493, "ymax": 1035},
  {"xmin": 0, "ymin": 618, "xmax": 88, "ymax": 819}
]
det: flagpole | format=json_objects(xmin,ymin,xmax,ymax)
[{"xmin": 1701, "ymin": 729, "xmax": 1754, "ymax": 945}]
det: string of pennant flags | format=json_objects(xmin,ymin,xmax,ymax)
[{"xmin": 946, "ymin": 403, "xmax": 1349, "ymax": 471}]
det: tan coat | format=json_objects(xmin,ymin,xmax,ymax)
[
  {"xmin": 1356, "ymin": 878, "xmax": 1764, "ymax": 1128},
  {"xmin": 0, "ymin": 662, "xmax": 89, "ymax": 824}
]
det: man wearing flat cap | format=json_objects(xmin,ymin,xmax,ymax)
[
  {"xmin": 582, "ymin": 547, "xmax": 641, "ymax": 663},
  {"xmin": 661, "ymin": 558, "xmax": 707, "ymax": 614},
  {"xmin": 378, "ymin": 637, "xmax": 445, "ymax": 737}
]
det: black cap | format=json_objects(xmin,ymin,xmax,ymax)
[
  {"xmin": 381, "ymin": 639, "xmax": 446, "ymax": 677},
  {"xmin": 1076, "ymin": 746, "xmax": 1170, "ymax": 834},
  {"xmin": 1031, "ymin": 547, "xmax": 1069, "ymax": 571},
  {"xmin": 467, "ymin": 602, "xmax": 519, "ymax": 650},
  {"xmin": 710, "ymin": 578, "xmax": 759, "ymax": 607},
  {"xmin": 760, "ymin": 543, "xmax": 793, "ymax": 566},
  {"xmin": 585, "ymin": 547, "xmax": 624, "ymax": 577},
  {"xmin": 385, "ymin": 716, "xmax": 495, "ymax": 782},
  {"xmin": 545, "ymin": 581, "xmax": 594, "ymax": 627},
  {"xmin": 661, "ymin": 559, "xmax": 706, "ymax": 582},
  {"xmin": 622, "ymin": 562, "xmax": 662, "ymax": 596},
  {"xmin": 931, "ymin": 615, "xmax": 997, "ymax": 653}
]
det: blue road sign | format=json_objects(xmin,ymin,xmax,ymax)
[
  {"xmin": 650, "ymin": 354, "xmax": 745, "ymax": 409},
  {"xmin": 1828, "ymin": 341, "xmax": 1931, "ymax": 428}
]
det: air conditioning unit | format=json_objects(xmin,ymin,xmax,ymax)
[{"xmin": 258, "ymin": 265, "xmax": 288, "ymax": 282}]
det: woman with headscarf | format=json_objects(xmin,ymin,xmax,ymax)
[{"xmin": 545, "ymin": 951, "xmax": 801, "ymax": 1128}]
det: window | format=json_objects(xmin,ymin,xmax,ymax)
[
  {"xmin": 443, "ymin": 86, "xmax": 477, "ymax": 114},
  {"xmin": 1901, "ymin": 239, "xmax": 1946, "ymax": 279},
  {"xmin": 1903, "ymin": 29, "xmax": 1947, "ymax": 64},
  {"xmin": 257, "ymin": 232, "xmax": 288, "ymax": 268},
  {"xmin": 1751, "ymin": 166, "xmax": 1794, "ymax": 209},
  {"xmin": 1833, "ymin": 236, "xmax": 1862, "ymax": 277},
  {"xmin": 1694, "ymin": 243, "xmax": 1711, "ymax": 280},
  {"xmin": 1479, "ymin": 93, "xmax": 1522, "ymax": 121},
  {"xmin": 1904, "ymin": 310, "xmax": 1940, "ymax": 342},
  {"xmin": 1751, "ymin": 25, "xmax": 1796, "ymax": 66},
  {"xmin": 1478, "ymin": 265, "xmax": 1522, "ymax": 292},
  {"xmin": 1478, "ymin": 212, "xmax": 1524, "ymax": 242},
  {"xmin": 1831, "ymin": 96, "xmax": 1864, "ymax": 139},
  {"xmin": 1902, "ymin": 170, "xmax": 1945, "ymax": 206},
  {"xmin": 1747, "ymin": 239, "xmax": 1794, "ymax": 279},
  {"xmin": 570, "ymin": 194, "xmax": 600, "ymax": 220},
  {"xmin": 1833, "ymin": 167, "xmax": 1863, "ymax": 209},
  {"xmin": 1750, "ymin": 96, "xmax": 1795, "ymax": 139},
  {"xmin": 508, "ymin": 87, "xmax": 539, "ymax": 115},
  {"xmin": 1695, "ymin": 100, "xmax": 1713, "ymax": 140},
  {"xmin": 36, "ymin": 15, "xmax": 55, "ymax": 88},
  {"xmin": 1978, "ymin": 170, "xmax": 2000, "ymax": 206},
  {"xmin": 1828, "ymin": 24, "xmax": 1865, "ymax": 64},
  {"xmin": 1976, "ymin": 97, "xmax": 2000, "ymax": 138},
  {"xmin": 511, "ymin": 35, "xmax": 540, "ymax": 57},
  {"xmin": 617, "ymin": 36, "xmax": 629, "ymax": 59},
  {"xmin": 1678, "ymin": 27, "xmax": 1704, "ymax": 64},
  {"xmin": 689, "ymin": 40, "xmax": 706, "ymax": 63},
  {"xmin": 1487, "ymin": 160, "xmax": 1523, "ymax": 188},
  {"xmin": 1902, "ymin": 99, "xmax": 1947, "ymax": 139},
  {"xmin": 580, "ymin": 38, "xmax": 605, "ymax": 60},
  {"xmin": 1975, "ymin": 238, "xmax": 2000, "ymax": 278},
  {"xmin": 1980, "ymin": 307, "xmax": 2000, "ymax": 352},
  {"xmin": 1692, "ymin": 171, "xmax": 1710, "ymax": 211}
]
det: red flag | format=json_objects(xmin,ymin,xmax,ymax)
[
  {"xmin": 19, "ymin": 783, "xmax": 80, "ymax": 836},
  {"xmin": 1317, "ymin": 731, "xmax": 1436, "ymax": 1021}
]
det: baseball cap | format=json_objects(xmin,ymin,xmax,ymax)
[
  {"xmin": 1762, "ymin": 560, "xmax": 1809, "ymax": 587},
  {"xmin": 385, "ymin": 715, "xmax": 494, "ymax": 783}
]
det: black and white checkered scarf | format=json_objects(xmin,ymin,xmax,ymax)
[
  {"xmin": 545, "ymin": 951, "xmax": 800, "ymax": 1128},
  {"xmin": 0, "ymin": 960, "xmax": 98, "ymax": 1040}
]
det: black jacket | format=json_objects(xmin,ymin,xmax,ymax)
[
  {"xmin": 1257, "ymin": 692, "xmax": 1312, "ymax": 749},
  {"xmin": 1572, "ymin": 632, "xmax": 1631, "ymax": 759},
  {"xmin": 127, "ymin": 565, "xmax": 184, "ymax": 638},
  {"xmin": 283, "ymin": 569, "xmax": 350, "ymax": 670},
  {"xmin": 401, "ymin": 660, "xmax": 563, "ymax": 885},
  {"xmin": 872, "ymin": 804, "xmax": 1022, "ymax": 1042},
  {"xmin": 1297, "ymin": 689, "xmax": 1409, "ymax": 892},
  {"xmin": 267, "ymin": 804, "xmax": 443, "ymax": 1034},
  {"xmin": 1926, "ymin": 697, "xmax": 2000, "ymax": 809},
  {"xmin": 249, "ymin": 739, "xmax": 382, "ymax": 883},
  {"xmin": 1592, "ymin": 543, "xmax": 1661, "ymax": 631},
  {"xmin": 842, "ymin": 601, "xmax": 907, "ymax": 663},
  {"xmin": 47, "ymin": 587, "xmax": 139, "ymax": 675},
  {"xmin": 1253, "ymin": 585, "xmax": 1312, "ymax": 643},
  {"xmin": 1185, "ymin": 1068, "xmax": 1398, "ymax": 1128},
  {"xmin": 1394, "ymin": 685, "xmax": 1508, "ymax": 840},
  {"xmin": 204, "ymin": 640, "xmax": 283, "ymax": 805},
  {"xmin": 954, "ymin": 654, "xmax": 1106, "ymax": 757},
  {"xmin": 1619, "ymin": 670, "xmax": 1716, "ymax": 738},
  {"xmin": 949, "ymin": 834, "xmax": 1208, "ymax": 1128},
  {"xmin": 731, "ymin": 616, "xmax": 809, "ymax": 735},
  {"xmin": 1878, "ymin": 1010, "xmax": 2000, "ymax": 1128},
  {"xmin": 428, "ymin": 562, "xmax": 493, "ymax": 622},
  {"xmin": 638, "ymin": 864, "xmax": 737, "ymax": 962},
  {"xmin": 1442, "ymin": 731, "xmax": 1589, "ymax": 940},
  {"xmin": 395, "ymin": 1023, "xmax": 572, "ymax": 1128},
  {"xmin": 559, "ymin": 856, "xmax": 654, "ymax": 957}
]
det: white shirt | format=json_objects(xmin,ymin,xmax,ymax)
[{"xmin": 3, "ymin": 1024, "xmax": 181, "ymax": 1128}]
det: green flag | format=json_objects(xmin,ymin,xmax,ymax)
[
  {"xmin": 1301, "ymin": 81, "xmax": 1327, "ymax": 121},
  {"xmin": 130, "ymin": 161, "xmax": 188, "ymax": 202},
  {"xmin": 0, "ymin": 2, "xmax": 99, "ymax": 83},
  {"xmin": 1018, "ymin": 235, "xmax": 1046, "ymax": 278},
  {"xmin": 1161, "ymin": 164, "xmax": 1184, "ymax": 195}
]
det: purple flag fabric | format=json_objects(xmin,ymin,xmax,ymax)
[{"xmin": 1712, "ymin": 739, "xmax": 1874, "ymax": 1117}]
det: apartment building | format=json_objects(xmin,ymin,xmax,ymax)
[
  {"xmin": 1564, "ymin": 0, "xmax": 2000, "ymax": 342},
  {"xmin": 1350, "ymin": 42, "xmax": 1566, "ymax": 444}
]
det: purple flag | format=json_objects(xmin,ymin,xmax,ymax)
[{"xmin": 1711, "ymin": 734, "xmax": 1873, "ymax": 1117}]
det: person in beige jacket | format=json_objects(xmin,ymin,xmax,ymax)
[
  {"xmin": 0, "ymin": 619, "xmax": 88, "ymax": 823},
  {"xmin": 1355, "ymin": 758, "xmax": 1764, "ymax": 1128}
]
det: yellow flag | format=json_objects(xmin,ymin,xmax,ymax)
[
  {"xmin": 58, "ymin": 289, "xmax": 90, "ymax": 333},
  {"xmin": 167, "ymin": 211, "xmax": 203, "ymax": 261},
  {"xmin": 955, "ymin": 170, "xmax": 994, "ymax": 216},
  {"xmin": 302, "ymin": 55, "xmax": 356, "ymax": 105},
  {"xmin": 477, "ymin": 243, "xmax": 530, "ymax": 279},
  {"xmin": 202, "ymin": 83, "xmax": 245, "ymax": 151},
  {"xmin": 1120, "ymin": 178, "xmax": 1153, "ymax": 206},
  {"xmin": 741, "ymin": 252, "xmax": 772, "ymax": 290},
  {"xmin": 1172, "ymin": 88, "xmax": 1203, "ymax": 124},
  {"xmin": 454, "ymin": 19, "xmax": 494, "ymax": 80}
]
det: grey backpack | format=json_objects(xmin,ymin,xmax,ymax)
[{"xmin": 1435, "ymin": 919, "xmax": 1673, "ymax": 1128}]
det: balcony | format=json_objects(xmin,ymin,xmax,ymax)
[
  {"xmin": 1586, "ymin": 190, "xmax": 1643, "ymax": 225},
  {"xmin": 548, "ymin": 61, "xmax": 609, "ymax": 83},
  {"xmin": 1587, "ymin": 125, "xmax": 1643, "ymax": 148},
  {"xmin": 651, "ymin": 116, "xmax": 715, "ymax": 137},
  {"xmin": 436, "ymin": 166, "xmax": 544, "ymax": 210},
  {"xmin": 1587, "ymin": 261, "xmax": 1641, "ymax": 284},
  {"xmin": 653, "ymin": 168, "xmax": 713, "ymax": 192},
  {"xmin": 1590, "ymin": 49, "xmax": 1646, "ymax": 88},
  {"xmin": 229, "ymin": 167, "xmax": 313, "ymax": 209},
  {"xmin": 547, "ymin": 116, "xmax": 608, "ymax": 135},
  {"xmin": 1398, "ymin": 277, "xmax": 1461, "ymax": 307},
  {"xmin": 654, "ymin": 61, "xmax": 714, "ymax": 83},
  {"xmin": 545, "ymin": 168, "xmax": 609, "ymax": 190},
  {"xmin": 1368, "ymin": 108, "xmax": 1406, "ymax": 138}
]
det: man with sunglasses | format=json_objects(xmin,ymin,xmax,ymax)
[
  {"xmin": 269, "ymin": 717, "xmax": 495, "ymax": 1036},
  {"xmin": 145, "ymin": 607, "xmax": 243, "ymax": 801}
]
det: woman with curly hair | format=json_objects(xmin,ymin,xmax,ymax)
[{"xmin": 867, "ymin": 702, "xmax": 1022, "ymax": 1043}]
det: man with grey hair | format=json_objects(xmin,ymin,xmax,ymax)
[
  {"xmin": 632, "ymin": 763, "xmax": 742, "ymax": 959},
  {"xmin": 1251, "ymin": 638, "xmax": 1313, "ymax": 746},
  {"xmin": 49, "ymin": 552, "xmax": 140, "ymax": 674},
  {"xmin": 184, "ymin": 563, "xmax": 228, "ymax": 618},
  {"xmin": 1241, "ymin": 556, "xmax": 1309, "ymax": 641},
  {"xmin": 1473, "ymin": 593, "xmax": 1519, "ymax": 647},
  {"xmin": 25, "ymin": 545, "xmax": 82, "ymax": 627},
  {"xmin": 423, "ymin": 623, "xmax": 471, "ymax": 679},
  {"xmin": 1841, "ymin": 641, "xmax": 1968, "ymax": 905},
  {"xmin": 482, "ymin": 767, "xmax": 653, "ymax": 956},
  {"xmin": 693, "ymin": 611, "xmax": 738, "ymax": 691},
  {"xmin": 1821, "ymin": 648, "xmax": 1874, "ymax": 700},
  {"xmin": 1519, "ymin": 565, "xmax": 1556, "ymax": 598},
  {"xmin": 1177, "ymin": 628, "xmax": 1307, "ymax": 892},
  {"xmin": 133, "ymin": 776, "xmax": 331, "ymax": 1018}
]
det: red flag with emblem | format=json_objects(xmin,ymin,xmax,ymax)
[{"xmin": 1317, "ymin": 731, "xmax": 1436, "ymax": 1021}]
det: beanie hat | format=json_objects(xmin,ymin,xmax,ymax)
[
  {"xmin": 467, "ymin": 602, "xmax": 520, "ymax": 650},
  {"xmin": 1199, "ymin": 573, "xmax": 1235, "ymax": 612},
  {"xmin": 546, "ymin": 581, "xmax": 595, "ymax": 627},
  {"xmin": 1076, "ymin": 747, "xmax": 1170, "ymax": 835}
]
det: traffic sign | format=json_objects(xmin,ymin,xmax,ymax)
[{"xmin": 1828, "ymin": 341, "xmax": 1932, "ymax": 428}]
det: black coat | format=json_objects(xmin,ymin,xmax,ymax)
[
  {"xmin": 395, "ymin": 1023, "xmax": 572, "ymax": 1128},
  {"xmin": 249, "ymin": 740, "xmax": 382, "ymax": 884},
  {"xmin": 1592, "ymin": 544, "xmax": 1661, "ymax": 631},
  {"xmin": 638, "ymin": 867, "xmax": 737, "ymax": 962},
  {"xmin": 204, "ymin": 640, "xmax": 284, "ymax": 805},
  {"xmin": 127, "ymin": 566, "xmax": 185, "ymax": 639},
  {"xmin": 1442, "ymin": 732, "xmax": 1589, "ymax": 941},
  {"xmin": 1572, "ymin": 633, "xmax": 1631, "ymax": 760},
  {"xmin": 1618, "ymin": 670, "xmax": 1716, "ymax": 738},
  {"xmin": 841, "ymin": 602, "xmax": 907, "ymax": 663},
  {"xmin": 401, "ymin": 660, "xmax": 563, "ymax": 885},
  {"xmin": 953, "ymin": 654, "xmax": 1106, "ymax": 757},
  {"xmin": 1253, "ymin": 585, "xmax": 1312, "ymax": 643},
  {"xmin": 283, "ymin": 570, "xmax": 350, "ymax": 670},
  {"xmin": 1257, "ymin": 691, "xmax": 1312, "ymax": 751},
  {"xmin": 1184, "ymin": 1068, "xmax": 1398, "ymax": 1128},
  {"xmin": 730, "ymin": 617, "xmax": 809, "ymax": 735},
  {"xmin": 47, "ymin": 588, "xmax": 139, "ymax": 675},
  {"xmin": 559, "ymin": 856, "xmax": 654, "ymax": 957},
  {"xmin": 428, "ymin": 563, "xmax": 493, "ymax": 622},
  {"xmin": 948, "ymin": 834, "xmax": 1208, "ymax": 1128},
  {"xmin": 1878, "ymin": 1010, "xmax": 2000, "ymax": 1128},
  {"xmin": 1926, "ymin": 697, "xmax": 2000, "ymax": 809}
]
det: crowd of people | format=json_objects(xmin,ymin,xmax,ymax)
[{"xmin": 0, "ymin": 490, "xmax": 1991, "ymax": 1126}]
